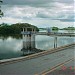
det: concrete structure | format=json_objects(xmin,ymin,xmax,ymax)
[
  {"xmin": 21, "ymin": 27, "xmax": 43, "ymax": 55},
  {"xmin": 21, "ymin": 27, "xmax": 36, "ymax": 55},
  {"xmin": 21, "ymin": 34, "xmax": 35, "ymax": 55},
  {"xmin": 21, "ymin": 27, "xmax": 36, "ymax": 35},
  {"xmin": 54, "ymin": 37, "xmax": 57, "ymax": 48},
  {"xmin": 22, "ymin": 34, "xmax": 35, "ymax": 49},
  {"xmin": 22, "ymin": 27, "xmax": 36, "ymax": 48},
  {"xmin": 36, "ymin": 32, "xmax": 75, "ymax": 37},
  {"xmin": 21, "ymin": 27, "xmax": 75, "ymax": 55},
  {"xmin": 21, "ymin": 27, "xmax": 75, "ymax": 37}
]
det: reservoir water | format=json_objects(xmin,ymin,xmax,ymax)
[{"xmin": 0, "ymin": 30, "xmax": 75, "ymax": 60}]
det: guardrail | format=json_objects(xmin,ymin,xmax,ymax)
[{"xmin": 36, "ymin": 32, "xmax": 75, "ymax": 36}]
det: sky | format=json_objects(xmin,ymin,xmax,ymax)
[{"xmin": 0, "ymin": 0, "xmax": 75, "ymax": 28}]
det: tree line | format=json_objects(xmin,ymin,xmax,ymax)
[
  {"xmin": 0, "ymin": 23, "xmax": 39, "ymax": 35},
  {"xmin": 39, "ymin": 27, "xmax": 75, "ymax": 30}
]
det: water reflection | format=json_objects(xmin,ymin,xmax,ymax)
[
  {"xmin": 21, "ymin": 34, "xmax": 43, "ymax": 56},
  {"xmin": 0, "ymin": 34, "xmax": 22, "ymax": 40},
  {"xmin": 0, "ymin": 36, "xmax": 22, "ymax": 60}
]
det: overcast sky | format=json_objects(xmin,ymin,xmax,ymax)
[{"xmin": 0, "ymin": 0, "xmax": 75, "ymax": 28}]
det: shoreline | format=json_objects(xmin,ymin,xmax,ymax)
[{"xmin": 0, "ymin": 43, "xmax": 75, "ymax": 65}]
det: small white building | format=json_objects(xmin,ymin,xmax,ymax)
[{"xmin": 21, "ymin": 27, "xmax": 36, "ymax": 53}]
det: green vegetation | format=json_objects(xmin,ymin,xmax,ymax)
[
  {"xmin": 0, "ymin": 22, "xmax": 74, "ymax": 35},
  {"xmin": 39, "ymin": 28, "xmax": 46, "ymax": 30},
  {"xmin": 39, "ymin": 27, "xmax": 75, "ymax": 30},
  {"xmin": 0, "ymin": 23, "xmax": 39, "ymax": 35},
  {"xmin": 39, "ymin": 27, "xmax": 59, "ymax": 30},
  {"xmin": 62, "ymin": 27, "xmax": 75, "ymax": 30},
  {"xmin": 52, "ymin": 27, "xmax": 59, "ymax": 30}
]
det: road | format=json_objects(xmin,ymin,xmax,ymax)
[
  {"xmin": 45, "ymin": 59, "xmax": 75, "ymax": 75},
  {"xmin": 0, "ymin": 46, "xmax": 74, "ymax": 75}
]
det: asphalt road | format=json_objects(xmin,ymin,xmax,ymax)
[
  {"xmin": 46, "ymin": 59, "xmax": 75, "ymax": 75},
  {"xmin": 0, "ymin": 46, "xmax": 74, "ymax": 75}
]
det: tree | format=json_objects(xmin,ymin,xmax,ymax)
[
  {"xmin": 0, "ymin": 0, "xmax": 3, "ymax": 3},
  {"xmin": 52, "ymin": 27, "xmax": 59, "ymax": 30},
  {"xmin": 0, "ymin": 0, "xmax": 3, "ymax": 17}
]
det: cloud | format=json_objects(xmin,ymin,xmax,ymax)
[
  {"xmin": 0, "ymin": 0, "xmax": 74, "ymax": 28},
  {"xmin": 3, "ymin": 0, "xmax": 53, "ymax": 7},
  {"xmin": 56, "ymin": 0, "xmax": 74, "ymax": 4},
  {"xmin": 52, "ymin": 18, "xmax": 75, "ymax": 22},
  {"xmin": 3, "ymin": 0, "xmax": 74, "ymax": 5}
]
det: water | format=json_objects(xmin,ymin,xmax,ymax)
[
  {"xmin": 0, "ymin": 30, "xmax": 75, "ymax": 60},
  {"xmin": 36, "ymin": 35, "xmax": 74, "ymax": 50}
]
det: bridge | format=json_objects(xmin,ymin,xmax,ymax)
[
  {"xmin": 0, "ymin": 43, "xmax": 75, "ymax": 75},
  {"xmin": 21, "ymin": 27, "xmax": 75, "ymax": 37},
  {"xmin": 36, "ymin": 32, "xmax": 75, "ymax": 37},
  {"xmin": 21, "ymin": 32, "xmax": 75, "ymax": 37}
]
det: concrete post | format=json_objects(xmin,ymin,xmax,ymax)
[
  {"xmin": 31, "ymin": 34, "xmax": 35, "ymax": 49},
  {"xmin": 54, "ymin": 37, "xmax": 57, "ymax": 48},
  {"xmin": 27, "ymin": 35, "xmax": 31, "ymax": 49},
  {"xmin": 23, "ymin": 28, "xmax": 24, "ymax": 32},
  {"xmin": 25, "ymin": 28, "xmax": 27, "ymax": 32},
  {"xmin": 23, "ymin": 35, "xmax": 28, "ymax": 49},
  {"xmin": 32, "ymin": 28, "xmax": 33, "ymax": 32},
  {"xmin": 56, "ymin": 37, "xmax": 57, "ymax": 47}
]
